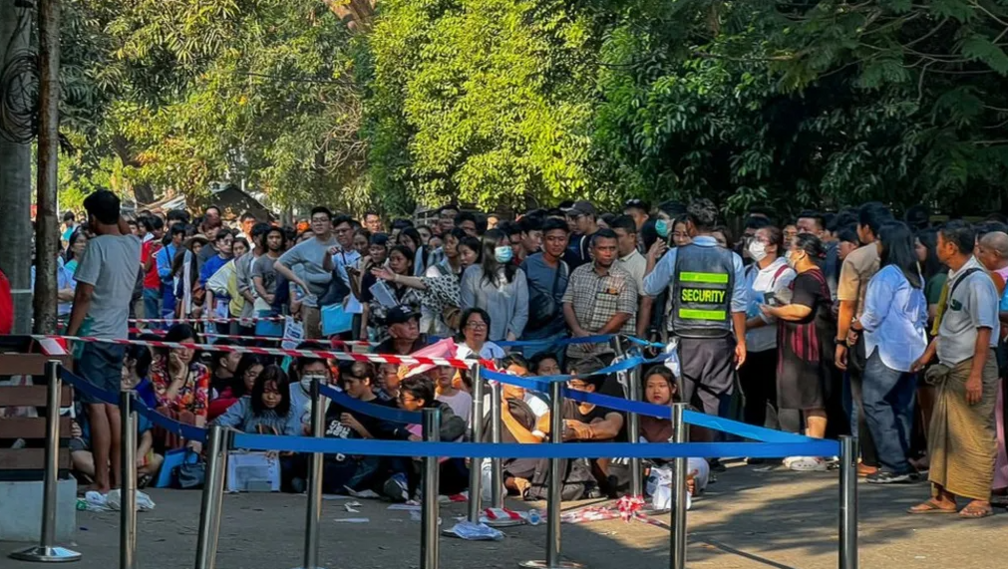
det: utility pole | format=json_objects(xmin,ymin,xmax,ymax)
[
  {"xmin": 0, "ymin": 0, "xmax": 34, "ymax": 334},
  {"xmin": 33, "ymin": 0, "xmax": 60, "ymax": 334}
]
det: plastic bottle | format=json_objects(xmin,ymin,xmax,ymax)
[{"xmin": 526, "ymin": 509, "xmax": 541, "ymax": 525}]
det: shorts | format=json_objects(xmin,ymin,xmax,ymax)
[{"xmin": 75, "ymin": 342, "xmax": 126, "ymax": 405}]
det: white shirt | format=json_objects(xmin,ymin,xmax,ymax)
[
  {"xmin": 615, "ymin": 249, "xmax": 647, "ymax": 297},
  {"xmin": 744, "ymin": 257, "xmax": 796, "ymax": 353}
]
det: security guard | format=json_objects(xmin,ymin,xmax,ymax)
[{"xmin": 642, "ymin": 199, "xmax": 748, "ymax": 417}]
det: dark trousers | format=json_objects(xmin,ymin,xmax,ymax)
[
  {"xmin": 678, "ymin": 336, "xmax": 736, "ymax": 418},
  {"xmin": 846, "ymin": 336, "xmax": 879, "ymax": 467},
  {"xmin": 738, "ymin": 348, "xmax": 777, "ymax": 427},
  {"xmin": 862, "ymin": 351, "xmax": 916, "ymax": 474}
]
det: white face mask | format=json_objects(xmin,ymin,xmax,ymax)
[
  {"xmin": 748, "ymin": 240, "xmax": 767, "ymax": 262},
  {"xmin": 300, "ymin": 374, "xmax": 327, "ymax": 392}
]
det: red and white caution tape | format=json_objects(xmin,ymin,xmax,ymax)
[
  {"xmin": 127, "ymin": 328, "xmax": 380, "ymax": 348},
  {"xmin": 34, "ymin": 335, "xmax": 487, "ymax": 370},
  {"xmin": 127, "ymin": 315, "xmax": 284, "ymax": 324}
]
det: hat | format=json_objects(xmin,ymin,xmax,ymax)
[
  {"xmin": 384, "ymin": 305, "xmax": 420, "ymax": 326},
  {"xmin": 562, "ymin": 200, "xmax": 597, "ymax": 218}
]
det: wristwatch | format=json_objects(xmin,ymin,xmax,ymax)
[{"xmin": 834, "ymin": 338, "xmax": 847, "ymax": 346}]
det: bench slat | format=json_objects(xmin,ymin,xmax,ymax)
[
  {"xmin": 0, "ymin": 416, "xmax": 72, "ymax": 439},
  {"xmin": 0, "ymin": 385, "xmax": 73, "ymax": 407},
  {"xmin": 0, "ymin": 448, "xmax": 71, "ymax": 470}
]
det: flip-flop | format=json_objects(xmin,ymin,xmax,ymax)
[
  {"xmin": 907, "ymin": 500, "xmax": 957, "ymax": 514},
  {"xmin": 959, "ymin": 503, "xmax": 994, "ymax": 519}
]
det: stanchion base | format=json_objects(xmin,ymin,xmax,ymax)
[
  {"xmin": 518, "ymin": 561, "xmax": 585, "ymax": 569},
  {"xmin": 8, "ymin": 545, "xmax": 82, "ymax": 563}
]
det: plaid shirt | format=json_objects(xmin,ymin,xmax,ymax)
[{"xmin": 562, "ymin": 262, "xmax": 638, "ymax": 358}]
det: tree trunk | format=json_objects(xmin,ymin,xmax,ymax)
[
  {"xmin": 34, "ymin": 0, "xmax": 61, "ymax": 335},
  {"xmin": 0, "ymin": 1, "xmax": 34, "ymax": 335}
]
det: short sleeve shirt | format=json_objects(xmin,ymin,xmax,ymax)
[
  {"xmin": 73, "ymin": 234, "xmax": 141, "ymax": 339},
  {"xmin": 562, "ymin": 263, "xmax": 637, "ymax": 358},
  {"xmin": 936, "ymin": 257, "xmax": 1001, "ymax": 365},
  {"xmin": 836, "ymin": 243, "xmax": 880, "ymax": 318},
  {"xmin": 251, "ymin": 254, "xmax": 280, "ymax": 296}
]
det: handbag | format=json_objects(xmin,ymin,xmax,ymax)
[
  {"xmin": 527, "ymin": 262, "xmax": 566, "ymax": 330},
  {"xmin": 173, "ymin": 450, "xmax": 206, "ymax": 490}
]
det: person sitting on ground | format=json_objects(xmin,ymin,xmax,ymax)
[
  {"xmin": 456, "ymin": 307, "xmax": 506, "ymax": 360},
  {"xmin": 531, "ymin": 352, "xmax": 562, "ymax": 378},
  {"xmin": 484, "ymin": 354, "xmax": 549, "ymax": 498},
  {"xmin": 433, "ymin": 364, "xmax": 472, "ymax": 424},
  {"xmin": 374, "ymin": 305, "xmax": 427, "ymax": 355},
  {"xmin": 291, "ymin": 344, "xmax": 337, "ymax": 435},
  {"xmin": 321, "ymin": 362, "xmax": 395, "ymax": 494},
  {"xmin": 375, "ymin": 362, "xmax": 402, "ymax": 403},
  {"xmin": 639, "ymin": 366, "xmax": 710, "ymax": 509},
  {"xmin": 211, "ymin": 365, "xmax": 301, "ymax": 491},
  {"xmin": 207, "ymin": 343, "xmax": 243, "ymax": 420},
  {"xmin": 383, "ymin": 376, "xmax": 468, "ymax": 501},
  {"xmin": 208, "ymin": 354, "xmax": 266, "ymax": 419},
  {"xmin": 149, "ymin": 323, "xmax": 210, "ymax": 453},
  {"xmin": 562, "ymin": 358, "xmax": 625, "ymax": 495}
]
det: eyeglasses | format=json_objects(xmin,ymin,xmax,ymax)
[
  {"xmin": 311, "ymin": 217, "xmax": 330, "ymax": 224},
  {"xmin": 465, "ymin": 321, "xmax": 488, "ymax": 330},
  {"xmin": 334, "ymin": 227, "xmax": 352, "ymax": 234}
]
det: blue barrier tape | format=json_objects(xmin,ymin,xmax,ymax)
[
  {"xmin": 59, "ymin": 369, "xmax": 119, "ymax": 405},
  {"xmin": 133, "ymin": 400, "xmax": 208, "ymax": 443},
  {"xmin": 232, "ymin": 433, "xmax": 840, "ymax": 459},
  {"xmin": 496, "ymin": 334, "xmax": 614, "ymax": 348},
  {"xmin": 481, "ymin": 367, "xmax": 821, "ymax": 444},
  {"xmin": 318, "ymin": 383, "xmax": 422, "ymax": 425},
  {"xmin": 623, "ymin": 336, "xmax": 668, "ymax": 350}
]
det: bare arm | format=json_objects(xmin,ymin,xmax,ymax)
[
  {"xmin": 597, "ymin": 312, "xmax": 631, "ymax": 335},
  {"xmin": 274, "ymin": 259, "xmax": 308, "ymax": 292},
  {"xmin": 66, "ymin": 283, "xmax": 94, "ymax": 336},
  {"xmin": 563, "ymin": 302, "xmax": 585, "ymax": 336},
  {"xmin": 636, "ymin": 296, "xmax": 653, "ymax": 338}
]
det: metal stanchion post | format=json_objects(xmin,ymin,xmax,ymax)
[
  {"xmin": 467, "ymin": 364, "xmax": 485, "ymax": 524},
  {"xmin": 120, "ymin": 391, "xmax": 138, "ymax": 569},
  {"xmin": 669, "ymin": 403, "xmax": 688, "ymax": 569},
  {"xmin": 9, "ymin": 360, "xmax": 81, "ymax": 563},
  {"xmin": 295, "ymin": 377, "xmax": 326, "ymax": 569},
  {"xmin": 421, "ymin": 408, "xmax": 442, "ymax": 569},
  {"xmin": 490, "ymin": 380, "xmax": 504, "ymax": 509},
  {"xmin": 627, "ymin": 364, "xmax": 642, "ymax": 497},
  {"xmin": 839, "ymin": 436, "xmax": 858, "ymax": 569},
  {"xmin": 521, "ymin": 381, "xmax": 583, "ymax": 569},
  {"xmin": 194, "ymin": 426, "xmax": 230, "ymax": 569}
]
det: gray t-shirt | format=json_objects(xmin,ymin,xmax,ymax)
[
  {"xmin": 73, "ymin": 234, "xmax": 142, "ymax": 339},
  {"xmin": 277, "ymin": 236, "xmax": 337, "ymax": 307},
  {"xmin": 251, "ymin": 254, "xmax": 280, "ymax": 297},
  {"xmin": 937, "ymin": 257, "xmax": 1001, "ymax": 366}
]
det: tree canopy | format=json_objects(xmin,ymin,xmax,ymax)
[{"xmin": 52, "ymin": 0, "xmax": 1008, "ymax": 218}]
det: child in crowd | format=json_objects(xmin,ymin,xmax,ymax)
[
  {"xmin": 640, "ymin": 365, "xmax": 710, "ymax": 509},
  {"xmin": 433, "ymin": 365, "xmax": 472, "ymax": 423},
  {"xmin": 376, "ymin": 362, "xmax": 401, "ymax": 402}
]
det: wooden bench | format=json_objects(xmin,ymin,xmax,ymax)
[{"xmin": 0, "ymin": 352, "xmax": 75, "ymax": 481}]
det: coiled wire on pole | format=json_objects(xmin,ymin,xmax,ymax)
[{"xmin": 0, "ymin": 2, "xmax": 38, "ymax": 145}]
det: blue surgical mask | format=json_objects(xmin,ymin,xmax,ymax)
[
  {"xmin": 656, "ymin": 219, "xmax": 670, "ymax": 238},
  {"xmin": 494, "ymin": 246, "xmax": 513, "ymax": 263}
]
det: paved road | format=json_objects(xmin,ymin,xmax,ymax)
[{"xmin": 5, "ymin": 462, "xmax": 1007, "ymax": 568}]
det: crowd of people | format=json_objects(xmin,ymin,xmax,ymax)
[{"xmin": 47, "ymin": 189, "xmax": 1008, "ymax": 520}]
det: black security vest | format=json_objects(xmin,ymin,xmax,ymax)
[{"xmin": 670, "ymin": 243, "xmax": 735, "ymax": 338}]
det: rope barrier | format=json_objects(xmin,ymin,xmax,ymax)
[
  {"xmin": 232, "ymin": 433, "xmax": 840, "ymax": 459},
  {"xmin": 318, "ymin": 383, "xmax": 422, "ymax": 425},
  {"xmin": 127, "ymin": 328, "xmax": 379, "ymax": 348}
]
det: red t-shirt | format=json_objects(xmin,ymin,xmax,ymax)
[
  {"xmin": 0, "ymin": 269, "xmax": 12, "ymax": 334},
  {"xmin": 142, "ymin": 240, "xmax": 161, "ymax": 290}
]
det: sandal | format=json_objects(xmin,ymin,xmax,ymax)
[
  {"xmin": 907, "ymin": 499, "xmax": 957, "ymax": 514},
  {"xmin": 959, "ymin": 502, "xmax": 994, "ymax": 519},
  {"xmin": 990, "ymin": 495, "xmax": 1008, "ymax": 509}
]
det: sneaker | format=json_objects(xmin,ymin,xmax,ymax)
[
  {"xmin": 383, "ymin": 474, "xmax": 409, "ymax": 502},
  {"xmin": 866, "ymin": 470, "xmax": 913, "ymax": 484},
  {"xmin": 787, "ymin": 456, "xmax": 828, "ymax": 472}
]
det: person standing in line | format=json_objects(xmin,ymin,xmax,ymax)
[
  {"xmin": 66, "ymin": 190, "xmax": 141, "ymax": 495},
  {"xmin": 563, "ymin": 229, "xmax": 637, "ymax": 396},
  {"xmin": 909, "ymin": 221, "xmax": 1000, "ymax": 519},
  {"xmin": 364, "ymin": 211, "xmax": 383, "ymax": 234},
  {"xmin": 156, "ymin": 224, "xmax": 186, "ymax": 320},
  {"xmin": 563, "ymin": 200, "xmax": 599, "ymax": 270},
  {"xmin": 521, "ymin": 218, "xmax": 571, "ymax": 359},
  {"xmin": 643, "ymin": 199, "xmax": 748, "ymax": 418},
  {"xmin": 851, "ymin": 222, "xmax": 928, "ymax": 483},
  {"xmin": 252, "ymin": 225, "xmax": 287, "ymax": 317},
  {"xmin": 759, "ymin": 233, "xmax": 835, "ymax": 471},
  {"xmin": 835, "ymin": 202, "xmax": 893, "ymax": 477},
  {"xmin": 274, "ymin": 207, "xmax": 337, "ymax": 339},
  {"xmin": 460, "ymin": 229, "xmax": 529, "ymax": 343},
  {"xmin": 974, "ymin": 230, "xmax": 1008, "ymax": 504},
  {"xmin": 140, "ymin": 217, "xmax": 165, "ymax": 319},
  {"xmin": 740, "ymin": 224, "xmax": 795, "ymax": 430}
]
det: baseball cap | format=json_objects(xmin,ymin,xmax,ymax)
[
  {"xmin": 384, "ymin": 305, "xmax": 420, "ymax": 326},
  {"xmin": 562, "ymin": 200, "xmax": 597, "ymax": 218}
]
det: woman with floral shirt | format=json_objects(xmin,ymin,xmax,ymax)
[{"xmin": 150, "ymin": 323, "xmax": 210, "ymax": 453}]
